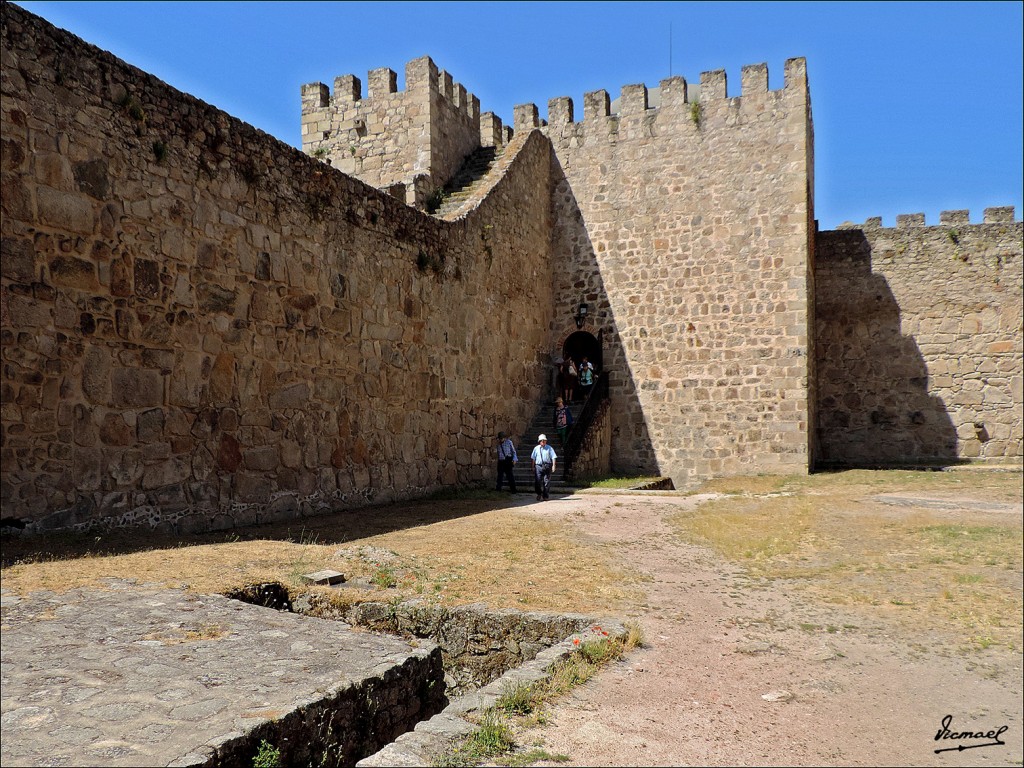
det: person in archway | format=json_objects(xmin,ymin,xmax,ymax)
[
  {"xmin": 531, "ymin": 434, "xmax": 557, "ymax": 501},
  {"xmin": 553, "ymin": 397, "xmax": 573, "ymax": 446},
  {"xmin": 563, "ymin": 357, "xmax": 577, "ymax": 403},
  {"xmin": 495, "ymin": 431, "xmax": 517, "ymax": 493},
  {"xmin": 578, "ymin": 356, "xmax": 595, "ymax": 401}
]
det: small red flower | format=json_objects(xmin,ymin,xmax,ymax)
[{"xmin": 573, "ymin": 637, "xmax": 581, "ymax": 646}]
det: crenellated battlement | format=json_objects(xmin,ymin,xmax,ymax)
[
  {"xmin": 304, "ymin": 56, "xmax": 810, "ymax": 205},
  {"xmin": 301, "ymin": 56, "xmax": 495, "ymax": 207},
  {"xmin": 839, "ymin": 206, "xmax": 1019, "ymax": 229},
  {"xmin": 303, "ymin": 57, "xmax": 483, "ymax": 121},
  {"xmin": 527, "ymin": 58, "xmax": 807, "ymax": 131}
]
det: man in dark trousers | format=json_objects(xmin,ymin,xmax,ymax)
[
  {"xmin": 531, "ymin": 434, "xmax": 557, "ymax": 501},
  {"xmin": 495, "ymin": 431, "xmax": 518, "ymax": 493}
]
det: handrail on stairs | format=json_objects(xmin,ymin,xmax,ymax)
[{"xmin": 561, "ymin": 373, "xmax": 609, "ymax": 481}]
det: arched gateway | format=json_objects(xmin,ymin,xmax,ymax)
[{"xmin": 561, "ymin": 330, "xmax": 602, "ymax": 374}]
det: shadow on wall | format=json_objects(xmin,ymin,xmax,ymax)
[
  {"xmin": 549, "ymin": 154, "xmax": 658, "ymax": 476},
  {"xmin": 815, "ymin": 230, "xmax": 959, "ymax": 466}
]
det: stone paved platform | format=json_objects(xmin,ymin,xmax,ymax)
[{"xmin": 0, "ymin": 579, "xmax": 441, "ymax": 767}]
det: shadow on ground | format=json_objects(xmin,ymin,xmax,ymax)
[{"xmin": 0, "ymin": 492, "xmax": 526, "ymax": 567}]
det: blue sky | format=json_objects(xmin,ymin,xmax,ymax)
[{"xmin": 14, "ymin": 1, "xmax": 1023, "ymax": 229}]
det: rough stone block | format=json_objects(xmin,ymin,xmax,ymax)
[
  {"xmin": 333, "ymin": 74, "xmax": 361, "ymax": 103},
  {"xmin": 112, "ymin": 369, "xmax": 163, "ymax": 408},
  {"xmin": 234, "ymin": 472, "xmax": 272, "ymax": 502},
  {"xmin": 269, "ymin": 383, "xmax": 310, "ymax": 411},
  {"xmin": 73, "ymin": 158, "xmax": 110, "ymax": 199},
  {"xmin": 658, "ymin": 76, "xmax": 688, "ymax": 109},
  {"xmin": 583, "ymin": 89, "xmax": 610, "ymax": 121},
  {"xmin": 741, "ymin": 63, "xmax": 769, "ymax": 95},
  {"xmin": 0, "ymin": 237, "xmax": 36, "ymax": 282},
  {"xmin": 99, "ymin": 413, "xmax": 133, "ymax": 446},
  {"xmin": 619, "ymin": 84, "xmax": 648, "ymax": 115},
  {"xmin": 243, "ymin": 445, "xmax": 278, "ymax": 471},
  {"xmin": 136, "ymin": 408, "xmax": 165, "ymax": 442},
  {"xmin": 983, "ymin": 206, "xmax": 1015, "ymax": 223},
  {"xmin": 36, "ymin": 187, "xmax": 94, "ymax": 233},
  {"xmin": 302, "ymin": 569, "xmax": 346, "ymax": 586},
  {"xmin": 700, "ymin": 69, "xmax": 727, "ymax": 100},
  {"xmin": 896, "ymin": 213, "xmax": 926, "ymax": 227},
  {"xmin": 48, "ymin": 255, "xmax": 97, "ymax": 290},
  {"xmin": 368, "ymin": 67, "xmax": 397, "ymax": 98}
]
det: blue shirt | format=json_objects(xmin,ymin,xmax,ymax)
[
  {"xmin": 497, "ymin": 438, "xmax": 517, "ymax": 461},
  {"xmin": 531, "ymin": 444, "xmax": 557, "ymax": 466},
  {"xmin": 579, "ymin": 362, "xmax": 594, "ymax": 385}
]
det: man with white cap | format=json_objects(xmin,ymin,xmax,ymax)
[{"xmin": 530, "ymin": 434, "xmax": 557, "ymax": 501}]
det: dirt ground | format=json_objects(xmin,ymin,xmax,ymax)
[
  {"xmin": 515, "ymin": 479, "xmax": 1023, "ymax": 767},
  {"xmin": 2, "ymin": 469, "xmax": 1022, "ymax": 766}
]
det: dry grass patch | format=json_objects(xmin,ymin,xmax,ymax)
[
  {"xmin": 342, "ymin": 510, "xmax": 639, "ymax": 613},
  {"xmin": 676, "ymin": 495, "xmax": 818, "ymax": 562},
  {"xmin": 1, "ymin": 500, "xmax": 639, "ymax": 616},
  {"xmin": 696, "ymin": 468, "xmax": 1024, "ymax": 502},
  {"xmin": 436, "ymin": 625, "xmax": 644, "ymax": 767},
  {"xmin": 672, "ymin": 469, "xmax": 1023, "ymax": 652},
  {"xmin": 1, "ymin": 539, "xmax": 327, "ymax": 596}
]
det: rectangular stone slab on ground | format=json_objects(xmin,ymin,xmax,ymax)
[
  {"xmin": 0, "ymin": 579, "xmax": 442, "ymax": 767},
  {"xmin": 302, "ymin": 569, "xmax": 347, "ymax": 585}
]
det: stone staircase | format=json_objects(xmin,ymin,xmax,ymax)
[
  {"xmin": 509, "ymin": 400, "xmax": 585, "ymax": 495},
  {"xmin": 430, "ymin": 146, "xmax": 502, "ymax": 216}
]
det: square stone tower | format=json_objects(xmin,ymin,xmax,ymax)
[
  {"xmin": 302, "ymin": 56, "xmax": 488, "ymax": 208},
  {"xmin": 538, "ymin": 60, "xmax": 815, "ymax": 484}
]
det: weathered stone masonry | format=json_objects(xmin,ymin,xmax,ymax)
[
  {"xmin": 0, "ymin": 4, "xmax": 553, "ymax": 533},
  {"xmin": 536, "ymin": 62, "xmax": 815, "ymax": 485},
  {"xmin": 1, "ymin": 3, "xmax": 1021, "ymax": 535},
  {"xmin": 320, "ymin": 58, "xmax": 818, "ymax": 487},
  {"xmin": 301, "ymin": 56, "xmax": 485, "ymax": 209},
  {"xmin": 816, "ymin": 210, "xmax": 1022, "ymax": 465}
]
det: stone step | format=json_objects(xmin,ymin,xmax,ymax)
[
  {"xmin": 433, "ymin": 146, "xmax": 502, "ymax": 215},
  {"xmin": 506, "ymin": 401, "xmax": 586, "ymax": 488}
]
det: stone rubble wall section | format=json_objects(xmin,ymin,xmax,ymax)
[
  {"xmin": 301, "ymin": 56, "xmax": 487, "ymax": 207},
  {"xmin": 629, "ymin": 477, "xmax": 676, "ymax": 490},
  {"xmin": 293, "ymin": 596, "xmax": 595, "ymax": 696},
  {"xmin": 206, "ymin": 648, "xmax": 446, "ymax": 768},
  {"xmin": 0, "ymin": 4, "xmax": 554, "ymax": 534},
  {"xmin": 815, "ymin": 211, "xmax": 1023, "ymax": 465},
  {"xmin": 356, "ymin": 621, "xmax": 627, "ymax": 768},
  {"xmin": 567, "ymin": 398, "xmax": 612, "ymax": 481},
  {"xmin": 539, "ymin": 61, "xmax": 815, "ymax": 487}
]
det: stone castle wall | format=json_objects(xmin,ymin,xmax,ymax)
[
  {"xmin": 536, "ymin": 61, "xmax": 815, "ymax": 486},
  {"xmin": 567, "ymin": 400, "xmax": 612, "ymax": 481},
  {"xmin": 2, "ymin": 4, "xmax": 1021, "ymax": 536},
  {"xmin": 0, "ymin": 4, "xmax": 553, "ymax": 533},
  {"xmin": 301, "ymin": 57, "xmax": 485, "ymax": 208},
  {"xmin": 816, "ymin": 210, "xmax": 1023, "ymax": 465}
]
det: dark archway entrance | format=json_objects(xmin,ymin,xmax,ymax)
[{"xmin": 562, "ymin": 330, "xmax": 602, "ymax": 374}]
